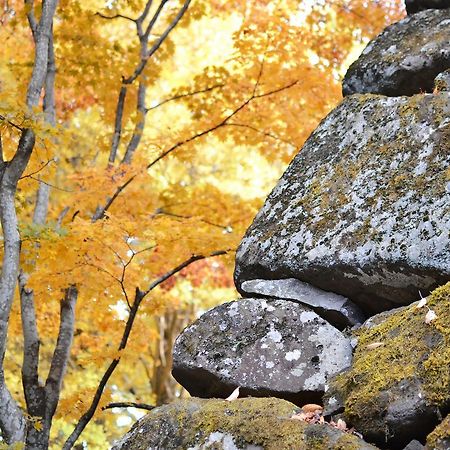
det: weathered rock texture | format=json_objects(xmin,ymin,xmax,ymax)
[
  {"xmin": 323, "ymin": 283, "xmax": 450, "ymax": 449},
  {"xmin": 405, "ymin": 0, "xmax": 450, "ymax": 15},
  {"xmin": 172, "ymin": 298, "xmax": 352, "ymax": 405},
  {"xmin": 240, "ymin": 278, "xmax": 364, "ymax": 329},
  {"xmin": 234, "ymin": 92, "xmax": 450, "ymax": 316},
  {"xmin": 112, "ymin": 397, "xmax": 379, "ymax": 450},
  {"xmin": 343, "ymin": 9, "xmax": 450, "ymax": 96}
]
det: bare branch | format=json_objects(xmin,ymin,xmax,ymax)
[
  {"xmin": 154, "ymin": 209, "xmax": 232, "ymax": 231},
  {"xmin": 95, "ymin": 11, "xmax": 136, "ymax": 23},
  {"xmin": 144, "ymin": 83, "xmax": 224, "ymax": 113},
  {"xmin": 0, "ymin": 114, "xmax": 24, "ymax": 132},
  {"xmin": 143, "ymin": 0, "xmax": 168, "ymax": 41},
  {"xmin": 63, "ymin": 251, "xmax": 227, "ymax": 449},
  {"xmin": 20, "ymin": 158, "xmax": 54, "ymax": 180},
  {"xmin": 137, "ymin": 0, "xmax": 153, "ymax": 28},
  {"xmin": 224, "ymin": 122, "xmax": 297, "ymax": 148},
  {"xmin": 125, "ymin": 0, "xmax": 191, "ymax": 85},
  {"xmin": 101, "ymin": 402, "xmax": 156, "ymax": 411}
]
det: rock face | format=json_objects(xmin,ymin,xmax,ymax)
[
  {"xmin": 323, "ymin": 283, "xmax": 450, "ymax": 449},
  {"xmin": 240, "ymin": 278, "xmax": 364, "ymax": 329},
  {"xmin": 234, "ymin": 92, "xmax": 450, "ymax": 316},
  {"xmin": 405, "ymin": 0, "xmax": 450, "ymax": 15},
  {"xmin": 112, "ymin": 397, "xmax": 379, "ymax": 450},
  {"xmin": 172, "ymin": 298, "xmax": 353, "ymax": 406},
  {"xmin": 342, "ymin": 9, "xmax": 450, "ymax": 96}
]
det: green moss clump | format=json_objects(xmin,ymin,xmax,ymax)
[
  {"xmin": 330, "ymin": 283, "xmax": 450, "ymax": 435},
  {"xmin": 426, "ymin": 414, "xmax": 450, "ymax": 449},
  {"xmin": 114, "ymin": 397, "xmax": 378, "ymax": 450}
]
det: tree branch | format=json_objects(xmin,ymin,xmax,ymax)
[
  {"xmin": 101, "ymin": 402, "xmax": 156, "ymax": 411},
  {"xmin": 0, "ymin": 114, "xmax": 24, "ymax": 132},
  {"xmin": 108, "ymin": 86, "xmax": 127, "ymax": 164},
  {"xmin": 62, "ymin": 251, "xmax": 227, "ymax": 449},
  {"xmin": 144, "ymin": 83, "xmax": 224, "ymax": 113},
  {"xmin": 122, "ymin": 80, "xmax": 147, "ymax": 164},
  {"xmin": 95, "ymin": 11, "xmax": 136, "ymax": 23},
  {"xmin": 125, "ymin": 0, "xmax": 191, "ymax": 85},
  {"xmin": 143, "ymin": 0, "xmax": 167, "ymax": 41},
  {"xmin": 45, "ymin": 286, "xmax": 78, "ymax": 419},
  {"xmin": 19, "ymin": 272, "xmax": 45, "ymax": 416},
  {"xmin": 94, "ymin": 79, "xmax": 298, "ymax": 220}
]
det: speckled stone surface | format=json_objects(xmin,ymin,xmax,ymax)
[
  {"xmin": 406, "ymin": 0, "xmax": 450, "ymax": 15},
  {"xmin": 343, "ymin": 9, "xmax": 450, "ymax": 96},
  {"xmin": 172, "ymin": 298, "xmax": 353, "ymax": 406},
  {"xmin": 234, "ymin": 92, "xmax": 450, "ymax": 315},
  {"xmin": 240, "ymin": 278, "xmax": 364, "ymax": 330}
]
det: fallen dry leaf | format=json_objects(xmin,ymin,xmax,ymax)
[
  {"xmin": 366, "ymin": 342, "xmax": 384, "ymax": 350},
  {"xmin": 336, "ymin": 418, "xmax": 347, "ymax": 431},
  {"xmin": 290, "ymin": 412, "xmax": 307, "ymax": 421},
  {"xmin": 416, "ymin": 298, "xmax": 427, "ymax": 308},
  {"xmin": 225, "ymin": 387, "xmax": 240, "ymax": 401},
  {"xmin": 425, "ymin": 309, "xmax": 437, "ymax": 324},
  {"xmin": 301, "ymin": 403, "xmax": 323, "ymax": 413}
]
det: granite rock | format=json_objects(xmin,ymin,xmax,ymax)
[
  {"xmin": 112, "ymin": 397, "xmax": 380, "ymax": 450},
  {"xmin": 240, "ymin": 278, "xmax": 364, "ymax": 330},
  {"xmin": 343, "ymin": 9, "xmax": 450, "ymax": 96},
  {"xmin": 234, "ymin": 92, "xmax": 450, "ymax": 316},
  {"xmin": 172, "ymin": 298, "xmax": 353, "ymax": 406}
]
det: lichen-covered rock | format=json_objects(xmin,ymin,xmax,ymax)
[
  {"xmin": 434, "ymin": 69, "xmax": 450, "ymax": 92},
  {"xmin": 426, "ymin": 414, "xmax": 450, "ymax": 449},
  {"xmin": 240, "ymin": 278, "xmax": 364, "ymax": 330},
  {"xmin": 405, "ymin": 0, "xmax": 450, "ymax": 15},
  {"xmin": 172, "ymin": 298, "xmax": 353, "ymax": 406},
  {"xmin": 234, "ymin": 92, "xmax": 450, "ymax": 316},
  {"xmin": 111, "ymin": 397, "xmax": 380, "ymax": 450},
  {"xmin": 343, "ymin": 10, "xmax": 450, "ymax": 96},
  {"xmin": 323, "ymin": 283, "xmax": 450, "ymax": 449}
]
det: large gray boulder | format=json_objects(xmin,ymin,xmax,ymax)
[
  {"xmin": 172, "ymin": 298, "xmax": 353, "ymax": 406},
  {"xmin": 405, "ymin": 0, "xmax": 450, "ymax": 14},
  {"xmin": 343, "ymin": 9, "xmax": 450, "ymax": 96},
  {"xmin": 240, "ymin": 278, "xmax": 364, "ymax": 329},
  {"xmin": 112, "ymin": 398, "xmax": 379, "ymax": 450},
  {"xmin": 234, "ymin": 92, "xmax": 450, "ymax": 316}
]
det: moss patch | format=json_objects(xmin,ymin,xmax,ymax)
[
  {"xmin": 427, "ymin": 414, "xmax": 450, "ymax": 449},
  {"xmin": 327, "ymin": 283, "xmax": 450, "ymax": 442},
  {"xmin": 114, "ymin": 397, "xmax": 378, "ymax": 450}
]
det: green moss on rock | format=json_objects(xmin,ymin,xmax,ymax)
[
  {"xmin": 324, "ymin": 283, "xmax": 450, "ymax": 447},
  {"xmin": 427, "ymin": 414, "xmax": 450, "ymax": 449},
  {"xmin": 112, "ymin": 397, "xmax": 379, "ymax": 450}
]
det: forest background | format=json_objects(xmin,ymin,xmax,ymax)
[{"xmin": 0, "ymin": 0, "xmax": 404, "ymax": 448}]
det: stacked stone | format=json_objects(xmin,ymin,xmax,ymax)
[{"xmin": 115, "ymin": 2, "xmax": 450, "ymax": 448}]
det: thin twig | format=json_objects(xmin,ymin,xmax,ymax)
[
  {"xmin": 0, "ymin": 114, "xmax": 24, "ymax": 132},
  {"xmin": 101, "ymin": 402, "xmax": 156, "ymax": 411},
  {"xmin": 145, "ymin": 83, "xmax": 224, "ymax": 113},
  {"xmin": 95, "ymin": 11, "xmax": 136, "ymax": 23}
]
